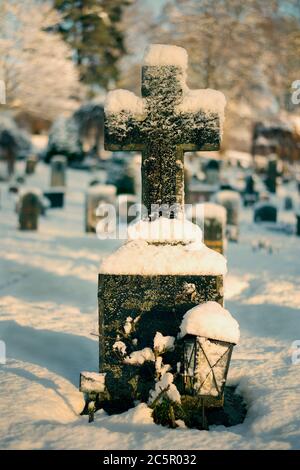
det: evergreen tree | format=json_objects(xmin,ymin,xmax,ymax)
[{"xmin": 54, "ymin": 0, "xmax": 131, "ymax": 89}]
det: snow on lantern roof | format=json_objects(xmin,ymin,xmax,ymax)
[
  {"xmin": 179, "ymin": 301, "xmax": 240, "ymax": 344},
  {"xmin": 143, "ymin": 44, "xmax": 188, "ymax": 70},
  {"xmin": 100, "ymin": 239, "xmax": 227, "ymax": 276}
]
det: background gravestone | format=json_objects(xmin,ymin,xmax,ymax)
[
  {"xmin": 265, "ymin": 154, "xmax": 278, "ymax": 194},
  {"xmin": 50, "ymin": 155, "xmax": 67, "ymax": 187},
  {"xmin": 18, "ymin": 190, "xmax": 40, "ymax": 230},
  {"xmin": 203, "ymin": 203, "xmax": 226, "ymax": 254},
  {"xmin": 99, "ymin": 44, "xmax": 227, "ymax": 412},
  {"xmin": 296, "ymin": 212, "xmax": 300, "ymax": 237},
  {"xmin": 204, "ymin": 159, "xmax": 220, "ymax": 185},
  {"xmin": 215, "ymin": 190, "xmax": 240, "ymax": 242},
  {"xmin": 85, "ymin": 184, "xmax": 116, "ymax": 233},
  {"xmin": 25, "ymin": 155, "xmax": 38, "ymax": 175},
  {"xmin": 254, "ymin": 202, "xmax": 277, "ymax": 223},
  {"xmin": 243, "ymin": 174, "xmax": 258, "ymax": 207}
]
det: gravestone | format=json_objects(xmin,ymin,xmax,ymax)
[
  {"xmin": 204, "ymin": 159, "xmax": 220, "ymax": 185},
  {"xmin": 215, "ymin": 190, "xmax": 240, "ymax": 242},
  {"xmin": 18, "ymin": 190, "xmax": 40, "ymax": 230},
  {"xmin": 85, "ymin": 184, "xmax": 116, "ymax": 233},
  {"xmin": 97, "ymin": 44, "xmax": 227, "ymax": 413},
  {"xmin": 25, "ymin": 155, "xmax": 37, "ymax": 175},
  {"xmin": 187, "ymin": 203, "xmax": 226, "ymax": 254},
  {"xmin": 243, "ymin": 174, "xmax": 258, "ymax": 207},
  {"xmin": 284, "ymin": 196, "xmax": 293, "ymax": 211},
  {"xmin": 265, "ymin": 154, "xmax": 278, "ymax": 194},
  {"xmin": 50, "ymin": 155, "xmax": 67, "ymax": 187},
  {"xmin": 254, "ymin": 202, "xmax": 277, "ymax": 223},
  {"xmin": 43, "ymin": 188, "xmax": 65, "ymax": 208},
  {"xmin": 203, "ymin": 203, "xmax": 226, "ymax": 254},
  {"xmin": 296, "ymin": 212, "xmax": 300, "ymax": 237}
]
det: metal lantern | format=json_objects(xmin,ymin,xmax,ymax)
[{"xmin": 183, "ymin": 334, "xmax": 235, "ymax": 406}]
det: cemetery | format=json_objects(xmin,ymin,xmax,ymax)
[{"xmin": 0, "ymin": 0, "xmax": 300, "ymax": 454}]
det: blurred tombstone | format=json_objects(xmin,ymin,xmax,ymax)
[
  {"xmin": 243, "ymin": 174, "xmax": 258, "ymax": 207},
  {"xmin": 25, "ymin": 155, "xmax": 38, "ymax": 175},
  {"xmin": 43, "ymin": 188, "xmax": 65, "ymax": 208},
  {"xmin": 117, "ymin": 194, "xmax": 138, "ymax": 225},
  {"xmin": 85, "ymin": 184, "xmax": 116, "ymax": 233},
  {"xmin": 187, "ymin": 202, "xmax": 226, "ymax": 254},
  {"xmin": 188, "ymin": 181, "xmax": 219, "ymax": 204},
  {"xmin": 0, "ymin": 130, "xmax": 17, "ymax": 178},
  {"xmin": 284, "ymin": 196, "xmax": 293, "ymax": 211},
  {"xmin": 203, "ymin": 202, "xmax": 226, "ymax": 254},
  {"xmin": 204, "ymin": 159, "xmax": 220, "ymax": 185},
  {"xmin": 18, "ymin": 190, "xmax": 40, "ymax": 230},
  {"xmin": 254, "ymin": 202, "xmax": 277, "ymax": 223},
  {"xmin": 50, "ymin": 155, "xmax": 67, "ymax": 187},
  {"xmin": 265, "ymin": 154, "xmax": 278, "ymax": 194},
  {"xmin": 215, "ymin": 190, "xmax": 240, "ymax": 242},
  {"xmin": 296, "ymin": 213, "xmax": 300, "ymax": 237}
]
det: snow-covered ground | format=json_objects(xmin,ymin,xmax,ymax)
[{"xmin": 0, "ymin": 161, "xmax": 300, "ymax": 449}]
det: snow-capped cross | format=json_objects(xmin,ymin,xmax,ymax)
[{"xmin": 105, "ymin": 44, "xmax": 226, "ymax": 216}]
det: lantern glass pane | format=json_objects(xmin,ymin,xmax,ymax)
[
  {"xmin": 195, "ymin": 338, "xmax": 230, "ymax": 397},
  {"xmin": 184, "ymin": 338, "xmax": 195, "ymax": 377}
]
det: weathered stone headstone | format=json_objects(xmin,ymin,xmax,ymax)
[
  {"xmin": 97, "ymin": 45, "xmax": 227, "ymax": 413},
  {"xmin": 187, "ymin": 203, "xmax": 226, "ymax": 254},
  {"xmin": 204, "ymin": 159, "xmax": 220, "ymax": 185},
  {"xmin": 43, "ymin": 188, "xmax": 65, "ymax": 208},
  {"xmin": 284, "ymin": 195, "xmax": 293, "ymax": 211},
  {"xmin": 85, "ymin": 184, "xmax": 116, "ymax": 233},
  {"xmin": 25, "ymin": 155, "xmax": 37, "ymax": 175},
  {"xmin": 215, "ymin": 190, "xmax": 240, "ymax": 242},
  {"xmin": 265, "ymin": 154, "xmax": 278, "ymax": 194},
  {"xmin": 18, "ymin": 189, "xmax": 40, "ymax": 230},
  {"xmin": 296, "ymin": 212, "xmax": 300, "ymax": 237},
  {"xmin": 243, "ymin": 174, "xmax": 258, "ymax": 207},
  {"xmin": 50, "ymin": 155, "xmax": 67, "ymax": 187},
  {"xmin": 254, "ymin": 201, "xmax": 277, "ymax": 223},
  {"xmin": 203, "ymin": 203, "xmax": 226, "ymax": 254}
]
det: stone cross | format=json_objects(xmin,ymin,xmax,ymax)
[{"xmin": 105, "ymin": 44, "xmax": 225, "ymax": 216}]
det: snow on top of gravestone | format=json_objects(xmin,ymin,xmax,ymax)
[
  {"xmin": 143, "ymin": 44, "xmax": 188, "ymax": 70},
  {"xmin": 179, "ymin": 301, "xmax": 240, "ymax": 344},
  {"xmin": 19, "ymin": 187, "xmax": 43, "ymax": 198},
  {"xmin": 216, "ymin": 190, "xmax": 241, "ymax": 202},
  {"xmin": 87, "ymin": 184, "xmax": 116, "ymax": 195},
  {"xmin": 203, "ymin": 203, "xmax": 227, "ymax": 224},
  {"xmin": 176, "ymin": 89, "xmax": 226, "ymax": 122},
  {"xmin": 128, "ymin": 217, "xmax": 202, "ymax": 244},
  {"xmin": 105, "ymin": 89, "xmax": 145, "ymax": 116},
  {"xmin": 100, "ymin": 239, "xmax": 227, "ymax": 276}
]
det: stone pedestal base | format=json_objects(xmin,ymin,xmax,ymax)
[{"xmin": 98, "ymin": 273, "xmax": 223, "ymax": 413}]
